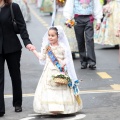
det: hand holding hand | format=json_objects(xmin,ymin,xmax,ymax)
[{"xmin": 26, "ymin": 44, "xmax": 36, "ymax": 51}]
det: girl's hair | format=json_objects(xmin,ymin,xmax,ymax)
[
  {"xmin": 4, "ymin": 0, "xmax": 12, "ymax": 4},
  {"xmin": 49, "ymin": 27, "xmax": 58, "ymax": 36}
]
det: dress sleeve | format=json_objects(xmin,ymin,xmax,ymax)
[
  {"xmin": 39, "ymin": 47, "xmax": 46, "ymax": 60},
  {"xmin": 63, "ymin": 0, "xmax": 74, "ymax": 20},
  {"xmin": 12, "ymin": 3, "xmax": 32, "ymax": 46},
  {"xmin": 93, "ymin": 0, "xmax": 103, "ymax": 23}
]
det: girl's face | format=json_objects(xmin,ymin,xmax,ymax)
[{"xmin": 48, "ymin": 30, "xmax": 58, "ymax": 45}]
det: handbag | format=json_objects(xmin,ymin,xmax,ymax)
[
  {"xmin": 10, "ymin": 3, "xmax": 20, "ymax": 34},
  {"xmin": 46, "ymin": 45, "xmax": 71, "ymax": 85}
]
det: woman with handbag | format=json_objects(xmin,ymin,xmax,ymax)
[
  {"xmin": 32, "ymin": 26, "xmax": 82, "ymax": 115},
  {"xmin": 0, "ymin": 0, "xmax": 35, "ymax": 117}
]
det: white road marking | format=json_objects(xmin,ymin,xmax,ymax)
[
  {"xmin": 21, "ymin": 114, "xmax": 86, "ymax": 120},
  {"xmin": 20, "ymin": 117, "xmax": 35, "ymax": 120},
  {"xmin": 64, "ymin": 114, "xmax": 86, "ymax": 120}
]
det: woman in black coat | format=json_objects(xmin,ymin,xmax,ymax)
[{"xmin": 0, "ymin": 0, "xmax": 35, "ymax": 117}]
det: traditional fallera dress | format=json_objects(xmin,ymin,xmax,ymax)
[
  {"xmin": 51, "ymin": 0, "xmax": 79, "ymax": 56},
  {"xmin": 29, "ymin": 0, "xmax": 36, "ymax": 4},
  {"xmin": 39, "ymin": 0, "xmax": 53, "ymax": 14},
  {"xmin": 94, "ymin": 0, "xmax": 120, "ymax": 45},
  {"xmin": 33, "ymin": 44, "xmax": 82, "ymax": 114}
]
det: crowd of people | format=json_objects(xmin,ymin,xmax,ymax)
[{"xmin": 0, "ymin": 0, "xmax": 120, "ymax": 118}]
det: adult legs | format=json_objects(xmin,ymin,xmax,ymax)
[
  {"xmin": 0, "ymin": 54, "xmax": 5, "ymax": 115},
  {"xmin": 74, "ymin": 16, "xmax": 87, "ymax": 67},
  {"xmin": 84, "ymin": 17, "xmax": 96, "ymax": 67},
  {"xmin": 5, "ymin": 50, "xmax": 22, "ymax": 107}
]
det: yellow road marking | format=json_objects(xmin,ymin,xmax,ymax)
[
  {"xmin": 28, "ymin": 6, "xmax": 49, "ymax": 29},
  {"xmin": 111, "ymin": 84, "xmax": 120, "ymax": 90},
  {"xmin": 97, "ymin": 72, "xmax": 112, "ymax": 79}
]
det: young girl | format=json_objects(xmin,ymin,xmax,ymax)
[
  {"xmin": 94, "ymin": 0, "xmax": 120, "ymax": 45},
  {"xmin": 32, "ymin": 26, "xmax": 82, "ymax": 115}
]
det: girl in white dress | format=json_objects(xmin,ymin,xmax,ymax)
[{"xmin": 32, "ymin": 26, "xmax": 82, "ymax": 115}]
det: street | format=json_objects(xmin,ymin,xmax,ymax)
[{"xmin": 2, "ymin": 3, "xmax": 120, "ymax": 120}]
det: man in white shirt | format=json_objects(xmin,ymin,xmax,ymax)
[{"xmin": 64, "ymin": 0, "xmax": 103, "ymax": 69}]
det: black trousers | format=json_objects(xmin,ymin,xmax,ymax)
[
  {"xmin": 0, "ymin": 50, "xmax": 22, "ymax": 114},
  {"xmin": 74, "ymin": 15, "xmax": 96, "ymax": 65}
]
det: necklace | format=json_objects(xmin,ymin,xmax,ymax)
[{"xmin": 0, "ymin": 3, "xmax": 5, "ymax": 12}]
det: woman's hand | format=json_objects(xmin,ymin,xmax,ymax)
[{"xmin": 26, "ymin": 44, "xmax": 36, "ymax": 51}]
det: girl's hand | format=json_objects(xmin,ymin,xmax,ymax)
[
  {"xmin": 60, "ymin": 60, "xmax": 66, "ymax": 68},
  {"xmin": 60, "ymin": 72, "xmax": 65, "ymax": 75}
]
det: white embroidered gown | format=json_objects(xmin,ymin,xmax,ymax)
[{"xmin": 33, "ymin": 45, "xmax": 82, "ymax": 114}]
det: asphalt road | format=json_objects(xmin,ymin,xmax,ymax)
[{"xmin": 1, "ymin": 3, "xmax": 120, "ymax": 120}]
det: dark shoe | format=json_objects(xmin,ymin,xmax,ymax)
[
  {"xmin": 89, "ymin": 64, "xmax": 96, "ymax": 69},
  {"xmin": 0, "ymin": 112, "xmax": 4, "ymax": 117},
  {"xmin": 15, "ymin": 106, "xmax": 22, "ymax": 112},
  {"xmin": 81, "ymin": 65, "xmax": 87, "ymax": 69},
  {"xmin": 81, "ymin": 62, "xmax": 88, "ymax": 69}
]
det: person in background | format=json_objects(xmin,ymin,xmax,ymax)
[
  {"xmin": 13, "ymin": 0, "xmax": 31, "ymax": 22},
  {"xmin": 94, "ymin": 0, "xmax": 120, "ymax": 46},
  {"xmin": 0, "ymin": 0, "xmax": 35, "ymax": 117},
  {"xmin": 63, "ymin": 0, "xmax": 103, "ymax": 69},
  {"xmin": 51, "ymin": 0, "xmax": 79, "ymax": 59},
  {"xmin": 23, "ymin": 0, "xmax": 31, "ymax": 22},
  {"xmin": 39, "ymin": 0, "xmax": 53, "ymax": 15}
]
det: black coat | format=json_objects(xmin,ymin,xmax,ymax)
[{"xmin": 0, "ymin": 3, "xmax": 32, "ymax": 54}]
